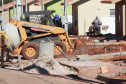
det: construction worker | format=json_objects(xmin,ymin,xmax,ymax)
[
  {"xmin": 53, "ymin": 14, "xmax": 62, "ymax": 27},
  {"xmin": 92, "ymin": 16, "xmax": 102, "ymax": 35}
]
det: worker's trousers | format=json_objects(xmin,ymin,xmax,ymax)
[{"xmin": 95, "ymin": 27, "xmax": 99, "ymax": 35}]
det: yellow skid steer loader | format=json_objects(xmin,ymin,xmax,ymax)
[{"xmin": 6, "ymin": 10, "xmax": 74, "ymax": 59}]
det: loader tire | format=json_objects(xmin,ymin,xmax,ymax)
[
  {"xmin": 22, "ymin": 42, "xmax": 39, "ymax": 60},
  {"xmin": 54, "ymin": 40, "xmax": 66, "ymax": 58}
]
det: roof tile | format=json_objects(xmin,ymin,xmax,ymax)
[
  {"xmin": 0, "ymin": 0, "xmax": 35, "ymax": 11},
  {"xmin": 34, "ymin": 0, "xmax": 53, "ymax": 5},
  {"xmin": 101, "ymin": 0, "xmax": 113, "ymax": 3}
]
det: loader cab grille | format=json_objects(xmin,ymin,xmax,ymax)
[
  {"xmin": 29, "ymin": 14, "xmax": 49, "ymax": 25},
  {"xmin": 20, "ymin": 10, "xmax": 55, "ymax": 26}
]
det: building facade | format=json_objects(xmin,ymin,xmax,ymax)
[
  {"xmin": 29, "ymin": 0, "xmax": 72, "ymax": 17},
  {"xmin": 72, "ymin": 0, "xmax": 115, "ymax": 35}
]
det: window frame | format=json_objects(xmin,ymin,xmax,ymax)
[{"xmin": 109, "ymin": 9, "xmax": 115, "ymax": 17}]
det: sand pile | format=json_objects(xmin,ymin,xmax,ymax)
[{"xmin": 23, "ymin": 56, "xmax": 78, "ymax": 75}]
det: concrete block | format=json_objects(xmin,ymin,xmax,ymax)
[
  {"xmin": 108, "ymin": 40, "xmax": 117, "ymax": 42},
  {"xmin": 100, "ymin": 66, "xmax": 108, "ymax": 73},
  {"xmin": 104, "ymin": 40, "xmax": 107, "ymax": 43},
  {"xmin": 76, "ymin": 55, "xmax": 92, "ymax": 61},
  {"xmin": 12, "ymin": 59, "xmax": 18, "ymax": 63},
  {"xmin": 93, "ymin": 40, "xmax": 100, "ymax": 43}
]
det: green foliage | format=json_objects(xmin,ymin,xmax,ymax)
[{"xmin": 0, "ymin": 0, "xmax": 13, "ymax": 6}]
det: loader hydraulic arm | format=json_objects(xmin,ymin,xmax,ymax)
[
  {"xmin": 10, "ymin": 19, "xmax": 74, "ymax": 52},
  {"xmin": 10, "ymin": 19, "xmax": 66, "ymax": 34}
]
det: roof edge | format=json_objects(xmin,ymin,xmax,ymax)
[
  {"xmin": 68, "ymin": 0, "xmax": 80, "ymax": 5},
  {"xmin": 100, "ymin": 0, "xmax": 113, "ymax": 3},
  {"xmin": 112, "ymin": 0, "xmax": 121, "ymax": 4},
  {"xmin": 0, "ymin": 0, "xmax": 36, "ymax": 11},
  {"xmin": 60, "ymin": 0, "xmax": 80, "ymax": 5},
  {"xmin": 34, "ymin": 0, "xmax": 53, "ymax": 5}
]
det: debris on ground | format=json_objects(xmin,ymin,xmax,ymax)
[
  {"xmin": 2, "ymin": 34, "xmax": 126, "ymax": 84},
  {"xmin": 23, "ymin": 56, "xmax": 78, "ymax": 75}
]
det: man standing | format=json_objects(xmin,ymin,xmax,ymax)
[
  {"xmin": 92, "ymin": 16, "xmax": 102, "ymax": 35},
  {"xmin": 53, "ymin": 14, "xmax": 62, "ymax": 27}
]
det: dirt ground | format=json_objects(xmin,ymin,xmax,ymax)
[
  {"xmin": 1, "ymin": 34, "xmax": 126, "ymax": 84},
  {"xmin": 1, "ymin": 57, "xmax": 126, "ymax": 84},
  {"xmin": 0, "ymin": 68, "xmax": 86, "ymax": 84},
  {"xmin": 67, "ymin": 34, "xmax": 126, "ymax": 56}
]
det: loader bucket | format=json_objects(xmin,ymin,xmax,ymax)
[{"xmin": 74, "ymin": 40, "xmax": 93, "ymax": 55}]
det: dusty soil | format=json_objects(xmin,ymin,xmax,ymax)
[
  {"xmin": 68, "ymin": 35, "xmax": 126, "ymax": 56},
  {"xmin": 108, "ymin": 73, "xmax": 126, "ymax": 80}
]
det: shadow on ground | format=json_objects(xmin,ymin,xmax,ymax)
[
  {"xmin": 88, "ymin": 33, "xmax": 126, "ymax": 42},
  {"xmin": 96, "ymin": 75, "xmax": 126, "ymax": 84},
  {"xmin": 67, "ymin": 74, "xmax": 104, "ymax": 84}
]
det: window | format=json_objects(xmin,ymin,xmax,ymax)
[
  {"xmin": 118, "ymin": 8, "xmax": 122, "ymax": 23},
  {"xmin": 110, "ymin": 9, "xmax": 115, "ymax": 17},
  {"xmin": 0, "ymin": 0, "xmax": 13, "ymax": 6}
]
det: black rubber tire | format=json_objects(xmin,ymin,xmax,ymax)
[
  {"xmin": 54, "ymin": 40, "xmax": 66, "ymax": 58},
  {"xmin": 21, "ymin": 42, "xmax": 39, "ymax": 60}
]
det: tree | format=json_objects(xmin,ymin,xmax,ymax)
[{"xmin": 0, "ymin": 0, "xmax": 13, "ymax": 6}]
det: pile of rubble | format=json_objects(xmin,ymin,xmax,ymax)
[{"xmin": 23, "ymin": 56, "xmax": 78, "ymax": 75}]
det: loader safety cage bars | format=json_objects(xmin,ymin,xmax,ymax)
[{"xmin": 20, "ymin": 10, "xmax": 55, "ymax": 26}]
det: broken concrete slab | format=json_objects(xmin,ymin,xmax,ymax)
[
  {"xmin": 87, "ymin": 41, "xmax": 126, "ymax": 46},
  {"xmin": 108, "ymin": 40, "xmax": 117, "ymax": 42},
  {"xmin": 93, "ymin": 40, "xmax": 100, "ymax": 43},
  {"xmin": 76, "ymin": 55, "xmax": 92, "ymax": 61},
  {"xmin": 96, "ymin": 71, "xmax": 126, "ymax": 84},
  {"xmin": 90, "ymin": 52, "xmax": 126, "ymax": 60},
  {"xmin": 59, "ymin": 60, "xmax": 112, "ymax": 67}
]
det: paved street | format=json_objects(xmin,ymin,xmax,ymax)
[{"xmin": 0, "ymin": 68, "xmax": 86, "ymax": 84}]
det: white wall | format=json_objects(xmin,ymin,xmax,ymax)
[
  {"xmin": 77, "ymin": 0, "xmax": 115, "ymax": 35},
  {"xmin": 101, "ymin": 17, "xmax": 115, "ymax": 34},
  {"xmin": 29, "ymin": 4, "xmax": 41, "ymax": 11}
]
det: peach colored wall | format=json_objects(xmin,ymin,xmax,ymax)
[
  {"xmin": 76, "ymin": 0, "xmax": 115, "ymax": 35},
  {"xmin": 0, "ymin": 10, "xmax": 9, "ymax": 23}
]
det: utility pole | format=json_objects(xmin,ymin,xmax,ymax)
[
  {"xmin": 13, "ymin": 0, "xmax": 15, "ymax": 17},
  {"xmin": 25, "ymin": 0, "xmax": 28, "ymax": 12},
  {"xmin": 1, "ymin": 0, "xmax": 5, "ymax": 31},
  {"xmin": 41, "ymin": 0, "xmax": 44, "ymax": 11},
  {"xmin": 16, "ymin": 0, "xmax": 23, "ymax": 20},
  {"xmin": 21, "ymin": 0, "xmax": 23, "ymax": 14},
  {"xmin": 64, "ymin": 0, "xmax": 68, "ymax": 34}
]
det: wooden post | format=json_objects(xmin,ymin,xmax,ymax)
[
  {"xmin": 105, "ymin": 47, "xmax": 107, "ymax": 54},
  {"xmin": 120, "ymin": 47, "xmax": 122, "ymax": 56},
  {"xmin": 1, "ymin": 34, "xmax": 4, "ymax": 68}
]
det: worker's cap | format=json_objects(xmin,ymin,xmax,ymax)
[
  {"xmin": 54, "ymin": 14, "xmax": 59, "ymax": 20},
  {"xmin": 96, "ymin": 16, "xmax": 98, "ymax": 19}
]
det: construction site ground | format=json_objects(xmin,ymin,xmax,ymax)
[
  {"xmin": 1, "ymin": 57, "xmax": 126, "ymax": 84},
  {"xmin": 1, "ymin": 34, "xmax": 126, "ymax": 84}
]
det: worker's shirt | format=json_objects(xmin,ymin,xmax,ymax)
[
  {"xmin": 53, "ymin": 19, "xmax": 62, "ymax": 27},
  {"xmin": 92, "ymin": 19, "xmax": 101, "ymax": 28}
]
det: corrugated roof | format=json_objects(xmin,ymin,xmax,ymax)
[
  {"xmin": 100, "ymin": 0, "xmax": 113, "ymax": 3},
  {"xmin": 34, "ymin": 0, "xmax": 53, "ymax": 5},
  {"xmin": 61, "ymin": 0, "xmax": 80, "ymax": 5},
  {"xmin": 0, "ymin": 0, "xmax": 36, "ymax": 11},
  {"xmin": 101, "ymin": 0, "xmax": 122, "ymax": 3}
]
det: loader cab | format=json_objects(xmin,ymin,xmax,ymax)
[{"xmin": 20, "ymin": 10, "xmax": 55, "ymax": 26}]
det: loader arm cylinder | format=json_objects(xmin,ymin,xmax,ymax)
[{"xmin": 66, "ymin": 32, "xmax": 72, "ymax": 46}]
